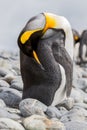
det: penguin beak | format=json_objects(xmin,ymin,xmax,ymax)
[{"xmin": 33, "ymin": 50, "xmax": 41, "ymax": 64}]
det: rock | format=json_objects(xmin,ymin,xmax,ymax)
[
  {"xmin": 0, "ymin": 79, "xmax": 10, "ymax": 88},
  {"xmin": 1, "ymin": 73, "xmax": 16, "ymax": 84},
  {"xmin": 19, "ymin": 98, "xmax": 47, "ymax": 117},
  {"xmin": 73, "ymin": 64, "xmax": 83, "ymax": 79},
  {"xmin": 82, "ymin": 70, "xmax": 87, "ymax": 78},
  {"xmin": 0, "ymin": 58, "xmax": 12, "ymax": 69},
  {"xmin": 0, "ymin": 108, "xmax": 21, "ymax": 120},
  {"xmin": 74, "ymin": 78, "xmax": 87, "ymax": 91},
  {"xmin": 11, "ymin": 76, "xmax": 23, "ymax": 91},
  {"xmin": 70, "ymin": 87, "xmax": 85, "ymax": 103},
  {"xmin": 58, "ymin": 107, "xmax": 68, "ymax": 115},
  {"xmin": 0, "ymin": 99, "xmax": 6, "ymax": 108},
  {"xmin": 64, "ymin": 121, "xmax": 87, "ymax": 130},
  {"xmin": 0, "ymin": 87, "xmax": 22, "ymax": 108},
  {"xmin": 0, "ymin": 67, "xmax": 10, "ymax": 77},
  {"xmin": 45, "ymin": 106, "xmax": 62, "ymax": 119},
  {"xmin": 56, "ymin": 98, "xmax": 74, "ymax": 110},
  {"xmin": 61, "ymin": 107, "xmax": 87, "ymax": 123},
  {"xmin": 83, "ymin": 97, "xmax": 87, "ymax": 103},
  {"xmin": 74, "ymin": 102, "xmax": 87, "ymax": 110},
  {"xmin": 12, "ymin": 63, "xmax": 20, "ymax": 75},
  {"xmin": 85, "ymin": 88, "xmax": 87, "ymax": 93},
  {"xmin": 0, "ymin": 118, "xmax": 25, "ymax": 130},
  {"xmin": 23, "ymin": 115, "xmax": 65, "ymax": 130},
  {"xmin": 0, "ymin": 51, "xmax": 12, "ymax": 59},
  {"xmin": 5, "ymin": 107, "xmax": 21, "ymax": 115}
]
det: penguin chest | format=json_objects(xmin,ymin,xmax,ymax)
[{"xmin": 51, "ymin": 64, "xmax": 66, "ymax": 106}]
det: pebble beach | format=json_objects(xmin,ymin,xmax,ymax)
[{"xmin": 0, "ymin": 51, "xmax": 87, "ymax": 130}]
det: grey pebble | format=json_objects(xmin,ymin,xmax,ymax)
[
  {"xmin": 1, "ymin": 73, "xmax": 16, "ymax": 84},
  {"xmin": 74, "ymin": 78, "xmax": 87, "ymax": 91},
  {"xmin": 0, "ymin": 67, "xmax": 10, "ymax": 77},
  {"xmin": 11, "ymin": 76, "xmax": 23, "ymax": 91},
  {"xmin": 71, "ymin": 87, "xmax": 85, "ymax": 103},
  {"xmin": 74, "ymin": 102, "xmax": 87, "ymax": 110},
  {"xmin": 0, "ymin": 87, "xmax": 22, "ymax": 108},
  {"xmin": 0, "ymin": 79, "xmax": 10, "ymax": 88},
  {"xmin": 64, "ymin": 121, "xmax": 87, "ymax": 130},
  {"xmin": 19, "ymin": 98, "xmax": 47, "ymax": 117},
  {"xmin": 23, "ymin": 114, "xmax": 66, "ymax": 130},
  {"xmin": 0, "ymin": 118, "xmax": 25, "ymax": 130},
  {"xmin": 56, "ymin": 97, "xmax": 74, "ymax": 110},
  {"xmin": 0, "ymin": 99, "xmax": 6, "ymax": 108},
  {"xmin": 0, "ymin": 108, "xmax": 21, "ymax": 120},
  {"xmin": 45, "ymin": 106, "xmax": 62, "ymax": 119},
  {"xmin": 61, "ymin": 107, "xmax": 87, "ymax": 123}
]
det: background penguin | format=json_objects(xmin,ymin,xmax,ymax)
[
  {"xmin": 72, "ymin": 29, "xmax": 80, "ymax": 63},
  {"xmin": 72, "ymin": 29, "xmax": 80, "ymax": 45},
  {"xmin": 78, "ymin": 30, "xmax": 87, "ymax": 62},
  {"xmin": 17, "ymin": 12, "xmax": 73, "ymax": 106}
]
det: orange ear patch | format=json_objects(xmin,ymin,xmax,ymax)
[
  {"xmin": 74, "ymin": 35, "xmax": 79, "ymax": 41},
  {"xmin": 43, "ymin": 13, "xmax": 57, "ymax": 33},
  {"xmin": 20, "ymin": 29, "xmax": 42, "ymax": 44}
]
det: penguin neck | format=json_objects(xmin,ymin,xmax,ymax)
[
  {"xmin": 65, "ymin": 28, "xmax": 74, "ymax": 60},
  {"xmin": 36, "ymin": 40, "xmax": 60, "ymax": 72}
]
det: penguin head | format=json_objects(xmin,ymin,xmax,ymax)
[
  {"xmin": 17, "ymin": 13, "xmax": 46, "ymax": 57},
  {"xmin": 17, "ymin": 12, "xmax": 61, "ymax": 62},
  {"xmin": 18, "ymin": 12, "xmax": 73, "ymax": 61},
  {"xmin": 72, "ymin": 29, "xmax": 80, "ymax": 44}
]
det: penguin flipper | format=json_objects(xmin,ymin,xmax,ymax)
[{"xmin": 52, "ymin": 42, "xmax": 73, "ymax": 97}]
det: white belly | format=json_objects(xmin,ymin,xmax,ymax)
[{"xmin": 51, "ymin": 64, "xmax": 66, "ymax": 106}]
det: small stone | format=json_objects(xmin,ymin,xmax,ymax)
[
  {"xmin": 11, "ymin": 76, "xmax": 23, "ymax": 91},
  {"xmin": 1, "ymin": 73, "xmax": 15, "ymax": 84},
  {"xmin": 83, "ymin": 97, "xmax": 87, "ymax": 104},
  {"xmin": 58, "ymin": 107, "xmax": 68, "ymax": 115},
  {"xmin": 23, "ymin": 114, "xmax": 65, "ymax": 130},
  {"xmin": 0, "ymin": 87, "xmax": 22, "ymax": 108},
  {"xmin": 0, "ymin": 118, "xmax": 25, "ymax": 130},
  {"xmin": 0, "ymin": 99, "xmax": 6, "ymax": 108},
  {"xmin": 45, "ymin": 106, "xmax": 62, "ymax": 119},
  {"xmin": 56, "ymin": 97, "xmax": 74, "ymax": 110},
  {"xmin": 74, "ymin": 78, "xmax": 87, "ymax": 91},
  {"xmin": 0, "ymin": 108, "xmax": 20, "ymax": 120},
  {"xmin": 74, "ymin": 102, "xmax": 87, "ymax": 110},
  {"xmin": 82, "ymin": 71, "xmax": 87, "ymax": 78},
  {"xmin": 64, "ymin": 121, "xmax": 87, "ymax": 130},
  {"xmin": 0, "ymin": 80, "xmax": 10, "ymax": 88},
  {"xmin": 61, "ymin": 107, "xmax": 87, "ymax": 123},
  {"xmin": 5, "ymin": 107, "xmax": 20, "ymax": 114},
  {"xmin": 19, "ymin": 98, "xmax": 47, "ymax": 117},
  {"xmin": 71, "ymin": 88, "xmax": 84, "ymax": 103},
  {"xmin": 0, "ymin": 67, "xmax": 10, "ymax": 77}
]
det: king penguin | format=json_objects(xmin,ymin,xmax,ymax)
[
  {"xmin": 18, "ymin": 12, "xmax": 73, "ymax": 106},
  {"xmin": 72, "ymin": 29, "xmax": 80, "ymax": 45}
]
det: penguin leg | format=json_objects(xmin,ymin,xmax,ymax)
[
  {"xmin": 52, "ymin": 44, "xmax": 73, "ymax": 97},
  {"xmin": 78, "ymin": 43, "xmax": 84, "ymax": 62},
  {"xmin": 85, "ymin": 45, "xmax": 87, "ymax": 57}
]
